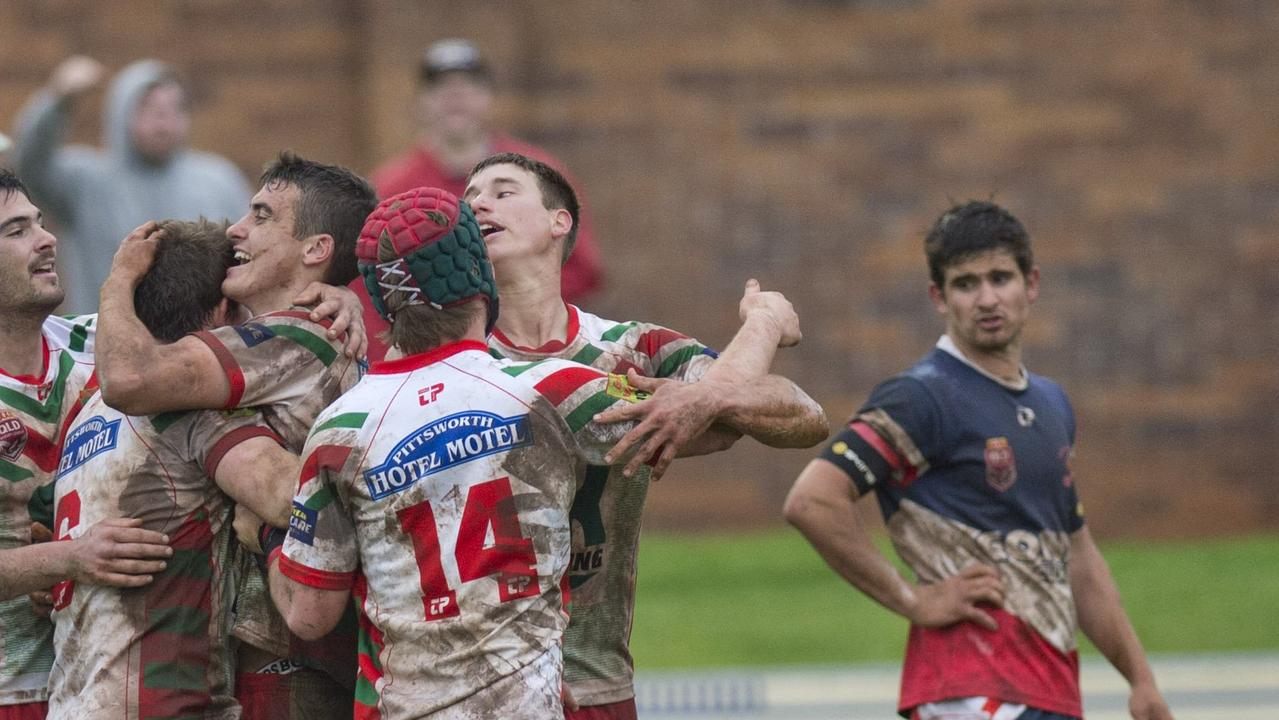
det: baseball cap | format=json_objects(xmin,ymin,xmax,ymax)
[
  {"xmin": 420, "ymin": 39, "xmax": 491, "ymax": 84},
  {"xmin": 0, "ymin": 131, "xmax": 11, "ymax": 154}
]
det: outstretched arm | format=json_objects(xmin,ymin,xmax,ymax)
[
  {"xmin": 784, "ymin": 459, "xmax": 1005, "ymax": 629},
  {"xmin": 0, "ymin": 518, "xmax": 171, "ymax": 601},
  {"xmin": 1071, "ymin": 527, "xmax": 1173, "ymax": 720}
]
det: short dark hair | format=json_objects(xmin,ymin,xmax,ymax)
[
  {"xmin": 259, "ymin": 151, "xmax": 378, "ymax": 286},
  {"xmin": 468, "ymin": 152, "xmax": 580, "ymax": 263},
  {"xmin": 386, "ymin": 302, "xmax": 483, "ymax": 356},
  {"xmin": 0, "ymin": 169, "xmax": 31, "ymax": 202},
  {"xmin": 925, "ymin": 200, "xmax": 1033, "ymax": 288},
  {"xmin": 135, "ymin": 219, "xmax": 235, "ymax": 342}
]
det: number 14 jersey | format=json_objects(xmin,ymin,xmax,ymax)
[{"xmin": 280, "ymin": 340, "xmax": 642, "ymax": 719}]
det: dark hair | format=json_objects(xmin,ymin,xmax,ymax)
[
  {"xmin": 924, "ymin": 201, "xmax": 1033, "ymax": 288},
  {"xmin": 468, "ymin": 152, "xmax": 580, "ymax": 263},
  {"xmin": 135, "ymin": 219, "xmax": 235, "ymax": 342},
  {"xmin": 386, "ymin": 302, "xmax": 483, "ymax": 356},
  {"xmin": 0, "ymin": 169, "xmax": 31, "ymax": 201},
  {"xmin": 259, "ymin": 151, "xmax": 378, "ymax": 286}
]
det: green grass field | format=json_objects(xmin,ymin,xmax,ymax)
[{"xmin": 629, "ymin": 530, "xmax": 1279, "ymax": 668}]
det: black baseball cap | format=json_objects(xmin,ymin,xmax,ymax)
[{"xmin": 419, "ymin": 39, "xmax": 491, "ymax": 84}]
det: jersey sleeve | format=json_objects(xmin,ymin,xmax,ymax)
[
  {"xmin": 527, "ymin": 361, "xmax": 645, "ymax": 466},
  {"xmin": 191, "ymin": 311, "xmax": 349, "ymax": 410},
  {"xmin": 819, "ymin": 376, "xmax": 942, "ymax": 496},
  {"xmin": 279, "ymin": 409, "xmax": 363, "ymax": 590},
  {"xmin": 43, "ymin": 313, "xmax": 97, "ymax": 359},
  {"xmin": 167, "ymin": 407, "xmax": 284, "ymax": 478},
  {"xmin": 630, "ymin": 322, "xmax": 718, "ymax": 381}
]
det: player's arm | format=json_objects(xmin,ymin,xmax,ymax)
[
  {"xmin": 783, "ymin": 444, "xmax": 1004, "ymax": 630},
  {"xmin": 1070, "ymin": 526, "xmax": 1172, "ymax": 720},
  {"xmin": 213, "ymin": 436, "xmax": 300, "ymax": 529},
  {"xmin": 0, "ymin": 518, "xmax": 171, "ymax": 601},
  {"xmin": 97, "ymin": 222, "xmax": 232, "ymax": 414},
  {"xmin": 267, "ymin": 555, "xmax": 349, "ymax": 641}
]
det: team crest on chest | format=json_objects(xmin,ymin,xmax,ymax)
[
  {"xmin": 0, "ymin": 412, "xmax": 27, "ymax": 462},
  {"xmin": 984, "ymin": 436, "xmax": 1018, "ymax": 492},
  {"xmin": 1016, "ymin": 405, "xmax": 1035, "ymax": 427}
]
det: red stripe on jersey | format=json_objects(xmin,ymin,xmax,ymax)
[
  {"xmin": 278, "ymin": 553, "xmax": 355, "ymax": 591},
  {"xmin": 851, "ymin": 421, "xmax": 917, "ymax": 487},
  {"xmin": 635, "ymin": 327, "xmax": 689, "ymax": 360},
  {"xmin": 299, "ymin": 444, "xmax": 355, "ymax": 489},
  {"xmin": 982, "ymin": 698, "xmax": 1002, "ymax": 717},
  {"xmin": 533, "ymin": 366, "xmax": 605, "ymax": 406},
  {"xmin": 203, "ymin": 425, "xmax": 284, "ymax": 478},
  {"xmin": 0, "ymin": 336, "xmax": 50, "ymax": 385},
  {"xmin": 19, "ymin": 421, "xmax": 59, "ymax": 472},
  {"xmin": 610, "ymin": 358, "xmax": 643, "ymax": 377},
  {"xmin": 193, "ymin": 330, "xmax": 247, "ymax": 410},
  {"xmin": 55, "ymin": 371, "xmax": 99, "ymax": 449}
]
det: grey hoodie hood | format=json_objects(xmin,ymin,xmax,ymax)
[{"xmin": 104, "ymin": 59, "xmax": 182, "ymax": 167}]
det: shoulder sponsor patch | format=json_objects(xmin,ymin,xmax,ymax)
[
  {"xmin": 604, "ymin": 373, "xmax": 650, "ymax": 403},
  {"xmin": 364, "ymin": 411, "xmax": 534, "ymax": 500},
  {"xmin": 57, "ymin": 415, "xmax": 121, "ymax": 476},
  {"xmin": 289, "ymin": 501, "xmax": 319, "ymax": 545},
  {"xmin": 0, "ymin": 412, "xmax": 27, "ymax": 462},
  {"xmin": 233, "ymin": 322, "xmax": 276, "ymax": 347}
]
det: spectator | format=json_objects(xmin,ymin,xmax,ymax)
[
  {"xmin": 13, "ymin": 56, "xmax": 250, "ymax": 313},
  {"xmin": 357, "ymin": 39, "xmax": 604, "ymax": 361}
]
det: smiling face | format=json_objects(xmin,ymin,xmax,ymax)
[
  {"xmin": 222, "ymin": 181, "xmax": 306, "ymax": 310},
  {"xmin": 462, "ymin": 163, "xmax": 571, "ymax": 268},
  {"xmin": 0, "ymin": 190, "xmax": 62, "ymax": 316},
  {"xmin": 930, "ymin": 248, "xmax": 1039, "ymax": 359}
]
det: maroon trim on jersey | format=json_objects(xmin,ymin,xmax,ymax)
[
  {"xmin": 278, "ymin": 552, "xmax": 355, "ymax": 591},
  {"xmin": 269, "ymin": 309, "xmax": 335, "ymax": 330},
  {"xmin": 0, "ymin": 335, "xmax": 50, "ymax": 385},
  {"xmin": 203, "ymin": 425, "xmax": 285, "ymax": 478},
  {"xmin": 368, "ymin": 340, "xmax": 489, "ymax": 375},
  {"xmin": 898, "ymin": 606, "xmax": 1082, "ymax": 718},
  {"xmin": 851, "ymin": 420, "xmax": 917, "ymax": 487},
  {"xmin": 192, "ymin": 330, "xmax": 247, "ymax": 410},
  {"xmin": 489, "ymin": 302, "xmax": 580, "ymax": 354}
]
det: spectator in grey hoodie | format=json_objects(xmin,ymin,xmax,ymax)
[{"xmin": 13, "ymin": 56, "xmax": 249, "ymax": 313}]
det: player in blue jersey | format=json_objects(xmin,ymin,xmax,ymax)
[{"xmin": 784, "ymin": 201, "xmax": 1172, "ymax": 720}]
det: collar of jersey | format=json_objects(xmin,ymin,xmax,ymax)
[
  {"xmin": 368, "ymin": 340, "xmax": 489, "ymax": 374},
  {"xmin": 490, "ymin": 302, "xmax": 580, "ymax": 355},
  {"xmin": 936, "ymin": 334, "xmax": 1029, "ymax": 391}
]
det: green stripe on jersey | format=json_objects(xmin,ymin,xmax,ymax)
[
  {"xmin": 141, "ymin": 660, "xmax": 206, "ymax": 691},
  {"xmin": 570, "ymin": 344, "xmax": 604, "ymax": 367},
  {"xmin": 656, "ymin": 344, "xmax": 702, "ymax": 378},
  {"xmin": 0, "ymin": 459, "xmax": 35, "ymax": 483},
  {"xmin": 500, "ymin": 361, "xmax": 542, "ymax": 377},
  {"xmin": 304, "ymin": 484, "xmax": 336, "ymax": 512},
  {"xmin": 167, "ymin": 548, "xmax": 214, "ymax": 580},
  {"xmin": 487, "ymin": 347, "xmax": 506, "ymax": 360},
  {"xmin": 315, "ymin": 412, "xmax": 368, "ymax": 433},
  {"xmin": 268, "ymin": 324, "xmax": 338, "ymax": 367},
  {"xmin": 0, "ymin": 351, "xmax": 74, "ymax": 423},
  {"xmin": 564, "ymin": 391, "xmax": 619, "ymax": 433},
  {"xmin": 150, "ymin": 411, "xmax": 190, "ymax": 434},
  {"xmin": 599, "ymin": 322, "xmax": 637, "ymax": 343},
  {"xmin": 69, "ymin": 320, "xmax": 92, "ymax": 352},
  {"xmin": 149, "ymin": 606, "xmax": 211, "ymax": 637}
]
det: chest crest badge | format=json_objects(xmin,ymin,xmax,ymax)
[
  {"xmin": 0, "ymin": 412, "xmax": 28, "ymax": 463},
  {"xmin": 984, "ymin": 436, "xmax": 1018, "ymax": 492}
]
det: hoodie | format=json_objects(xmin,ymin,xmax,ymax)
[{"xmin": 14, "ymin": 60, "xmax": 250, "ymax": 313}]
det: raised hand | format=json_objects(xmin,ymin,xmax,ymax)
[{"xmin": 739, "ymin": 278, "xmax": 801, "ymax": 347}]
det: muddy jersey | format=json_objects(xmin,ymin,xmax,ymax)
[
  {"xmin": 487, "ymin": 304, "xmax": 718, "ymax": 706},
  {"xmin": 192, "ymin": 309, "xmax": 361, "ymax": 686},
  {"xmin": 819, "ymin": 337, "xmax": 1085, "ymax": 718},
  {"xmin": 49, "ymin": 391, "xmax": 278, "ymax": 720},
  {"xmin": 0, "ymin": 314, "xmax": 96, "ymax": 705},
  {"xmin": 280, "ymin": 340, "xmax": 644, "ymax": 719}
]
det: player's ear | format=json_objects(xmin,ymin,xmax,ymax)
[
  {"xmin": 1024, "ymin": 266, "xmax": 1041, "ymax": 304},
  {"xmin": 549, "ymin": 208, "xmax": 573, "ymax": 242},
  {"xmin": 208, "ymin": 298, "xmax": 234, "ymax": 328},
  {"xmin": 928, "ymin": 282, "xmax": 947, "ymax": 315},
  {"xmin": 301, "ymin": 233, "xmax": 335, "ymax": 268}
]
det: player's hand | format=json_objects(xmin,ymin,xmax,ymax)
[
  {"xmin": 293, "ymin": 282, "xmax": 368, "ymax": 360},
  {"xmin": 906, "ymin": 563, "xmax": 1005, "ymax": 631},
  {"xmin": 1128, "ymin": 681, "xmax": 1173, "ymax": 720},
  {"xmin": 28, "ymin": 590, "xmax": 53, "ymax": 619},
  {"xmin": 561, "ymin": 680, "xmax": 579, "ymax": 713},
  {"xmin": 106, "ymin": 221, "xmax": 164, "ymax": 289},
  {"xmin": 29, "ymin": 521, "xmax": 52, "ymax": 544},
  {"xmin": 50, "ymin": 55, "xmax": 105, "ymax": 99},
  {"xmin": 233, "ymin": 505, "xmax": 266, "ymax": 555},
  {"xmin": 596, "ymin": 369, "xmax": 724, "ymax": 480},
  {"xmin": 69, "ymin": 518, "xmax": 172, "ymax": 588},
  {"xmin": 738, "ymin": 279, "xmax": 801, "ymax": 348}
]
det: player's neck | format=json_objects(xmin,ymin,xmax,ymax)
[
  {"xmin": 946, "ymin": 334, "xmax": 1025, "ymax": 385},
  {"xmin": 493, "ymin": 282, "xmax": 571, "ymax": 349},
  {"xmin": 238, "ymin": 275, "xmax": 319, "ymax": 319},
  {"xmin": 0, "ymin": 311, "xmax": 47, "ymax": 378}
]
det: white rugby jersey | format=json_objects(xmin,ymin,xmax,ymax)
[
  {"xmin": 488, "ymin": 304, "xmax": 717, "ymax": 705},
  {"xmin": 0, "ymin": 314, "xmax": 95, "ymax": 705},
  {"xmin": 280, "ymin": 340, "xmax": 644, "ymax": 719}
]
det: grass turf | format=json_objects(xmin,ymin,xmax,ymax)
[{"xmin": 628, "ymin": 530, "xmax": 1279, "ymax": 668}]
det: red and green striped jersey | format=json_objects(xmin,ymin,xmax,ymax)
[
  {"xmin": 0, "ymin": 314, "xmax": 96, "ymax": 705},
  {"xmin": 280, "ymin": 341, "xmax": 642, "ymax": 719},
  {"xmin": 192, "ymin": 308, "xmax": 362, "ymax": 690},
  {"xmin": 49, "ymin": 391, "xmax": 279, "ymax": 720},
  {"xmin": 488, "ymin": 304, "xmax": 717, "ymax": 707}
]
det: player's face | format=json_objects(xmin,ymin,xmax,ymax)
[
  {"xmin": 463, "ymin": 164, "xmax": 569, "ymax": 267},
  {"xmin": 129, "ymin": 82, "xmax": 190, "ymax": 164},
  {"xmin": 930, "ymin": 248, "xmax": 1039, "ymax": 357},
  {"xmin": 224, "ymin": 182, "xmax": 305, "ymax": 308},
  {"xmin": 0, "ymin": 191, "xmax": 63, "ymax": 315}
]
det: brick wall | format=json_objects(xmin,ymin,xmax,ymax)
[{"xmin": 4, "ymin": 1, "xmax": 1276, "ymax": 538}]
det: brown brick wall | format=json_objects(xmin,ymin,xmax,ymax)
[{"xmin": 4, "ymin": 1, "xmax": 1276, "ymax": 538}]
